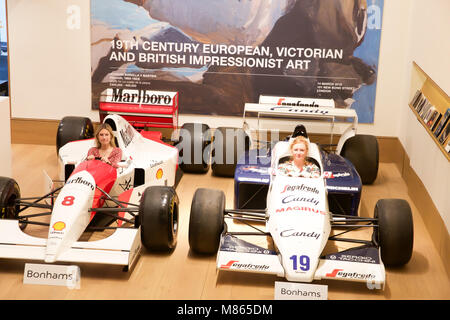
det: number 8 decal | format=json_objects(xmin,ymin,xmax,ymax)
[{"xmin": 62, "ymin": 196, "xmax": 75, "ymax": 206}]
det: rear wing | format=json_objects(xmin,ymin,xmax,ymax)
[
  {"xmin": 99, "ymin": 88, "xmax": 179, "ymax": 129},
  {"xmin": 243, "ymin": 100, "xmax": 358, "ymax": 154}
]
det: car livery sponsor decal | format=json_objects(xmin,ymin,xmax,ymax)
[
  {"xmin": 281, "ymin": 184, "xmax": 319, "ymax": 194},
  {"xmin": 52, "ymin": 221, "xmax": 66, "ymax": 232},
  {"xmin": 119, "ymin": 177, "xmax": 132, "ymax": 191},
  {"xmin": 276, "ymin": 98, "xmax": 320, "ymax": 107},
  {"xmin": 275, "ymin": 206, "xmax": 327, "ymax": 216},
  {"xmin": 120, "ymin": 124, "xmax": 135, "ymax": 147},
  {"xmin": 156, "ymin": 168, "xmax": 163, "ymax": 179},
  {"xmin": 220, "ymin": 234, "xmax": 277, "ymax": 255},
  {"xmin": 326, "ymin": 186, "xmax": 359, "ymax": 192},
  {"xmin": 268, "ymin": 106, "xmax": 330, "ymax": 115},
  {"xmin": 281, "ymin": 194, "xmax": 319, "ymax": 206},
  {"xmin": 280, "ymin": 229, "xmax": 321, "ymax": 240},
  {"xmin": 323, "ymin": 245, "xmax": 380, "ymax": 264},
  {"xmin": 325, "ymin": 268, "xmax": 376, "ymax": 281},
  {"xmin": 220, "ymin": 260, "xmax": 270, "ymax": 271},
  {"xmin": 323, "ymin": 171, "xmax": 351, "ymax": 179},
  {"xmin": 104, "ymin": 88, "xmax": 176, "ymax": 106},
  {"xmin": 65, "ymin": 176, "xmax": 95, "ymax": 191},
  {"xmin": 241, "ymin": 166, "xmax": 270, "ymax": 175}
]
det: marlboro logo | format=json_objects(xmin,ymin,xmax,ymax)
[{"xmin": 103, "ymin": 88, "xmax": 176, "ymax": 106}]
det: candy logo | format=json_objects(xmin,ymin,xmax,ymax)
[
  {"xmin": 52, "ymin": 221, "xmax": 66, "ymax": 231},
  {"xmin": 156, "ymin": 168, "xmax": 163, "ymax": 179}
]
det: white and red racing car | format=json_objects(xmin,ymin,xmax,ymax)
[{"xmin": 0, "ymin": 114, "xmax": 179, "ymax": 270}]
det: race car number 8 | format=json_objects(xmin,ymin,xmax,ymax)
[
  {"xmin": 290, "ymin": 255, "xmax": 310, "ymax": 271},
  {"xmin": 62, "ymin": 196, "xmax": 75, "ymax": 206}
]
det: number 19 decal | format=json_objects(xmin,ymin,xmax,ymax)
[{"xmin": 290, "ymin": 255, "xmax": 310, "ymax": 271}]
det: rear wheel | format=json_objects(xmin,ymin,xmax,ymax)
[
  {"xmin": 0, "ymin": 177, "xmax": 25, "ymax": 230},
  {"xmin": 373, "ymin": 199, "xmax": 414, "ymax": 266},
  {"xmin": 0, "ymin": 177, "xmax": 20, "ymax": 220},
  {"xmin": 189, "ymin": 188, "xmax": 225, "ymax": 254},
  {"xmin": 177, "ymin": 123, "xmax": 211, "ymax": 173},
  {"xmin": 56, "ymin": 116, "xmax": 94, "ymax": 153},
  {"xmin": 211, "ymin": 127, "xmax": 250, "ymax": 177},
  {"xmin": 340, "ymin": 134, "xmax": 379, "ymax": 184},
  {"xmin": 139, "ymin": 186, "xmax": 179, "ymax": 251}
]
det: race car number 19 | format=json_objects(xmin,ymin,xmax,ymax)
[{"xmin": 290, "ymin": 255, "xmax": 310, "ymax": 271}]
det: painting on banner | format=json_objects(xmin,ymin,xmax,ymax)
[{"xmin": 91, "ymin": 0, "xmax": 384, "ymax": 123}]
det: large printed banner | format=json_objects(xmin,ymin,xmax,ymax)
[{"xmin": 91, "ymin": 0, "xmax": 384, "ymax": 123}]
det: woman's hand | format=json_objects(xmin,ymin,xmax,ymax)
[
  {"xmin": 101, "ymin": 157, "xmax": 111, "ymax": 165},
  {"xmin": 86, "ymin": 155, "xmax": 95, "ymax": 160}
]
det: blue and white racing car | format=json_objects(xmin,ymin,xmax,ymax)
[{"xmin": 188, "ymin": 97, "xmax": 414, "ymax": 288}]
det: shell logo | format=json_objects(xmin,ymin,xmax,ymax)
[
  {"xmin": 156, "ymin": 168, "xmax": 163, "ymax": 180},
  {"xmin": 53, "ymin": 221, "xmax": 66, "ymax": 231}
]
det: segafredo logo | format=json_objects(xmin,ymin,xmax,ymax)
[
  {"xmin": 66, "ymin": 176, "xmax": 95, "ymax": 191},
  {"xmin": 276, "ymin": 98, "xmax": 320, "ymax": 107},
  {"xmin": 220, "ymin": 260, "xmax": 270, "ymax": 271},
  {"xmin": 325, "ymin": 269, "xmax": 376, "ymax": 280},
  {"xmin": 281, "ymin": 184, "xmax": 319, "ymax": 194}
]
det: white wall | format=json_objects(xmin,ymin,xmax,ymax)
[
  {"xmin": 8, "ymin": 0, "xmax": 96, "ymax": 121},
  {"xmin": 398, "ymin": 0, "xmax": 450, "ymax": 232},
  {"xmin": 0, "ymin": 96, "xmax": 11, "ymax": 177}
]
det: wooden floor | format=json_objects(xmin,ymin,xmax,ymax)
[{"xmin": 1, "ymin": 144, "xmax": 448, "ymax": 300}]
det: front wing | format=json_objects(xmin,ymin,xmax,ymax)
[
  {"xmin": 216, "ymin": 234, "xmax": 385, "ymax": 288},
  {"xmin": 0, "ymin": 220, "xmax": 141, "ymax": 268}
]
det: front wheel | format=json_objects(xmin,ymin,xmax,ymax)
[
  {"xmin": 373, "ymin": 199, "xmax": 414, "ymax": 266},
  {"xmin": 138, "ymin": 186, "xmax": 179, "ymax": 251},
  {"xmin": 189, "ymin": 188, "xmax": 225, "ymax": 254}
]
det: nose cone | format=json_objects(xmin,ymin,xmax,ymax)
[{"xmin": 45, "ymin": 171, "xmax": 96, "ymax": 263}]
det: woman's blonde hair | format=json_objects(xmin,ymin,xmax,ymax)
[
  {"xmin": 290, "ymin": 136, "xmax": 309, "ymax": 154},
  {"xmin": 94, "ymin": 123, "xmax": 116, "ymax": 148}
]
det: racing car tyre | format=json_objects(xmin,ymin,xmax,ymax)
[
  {"xmin": 189, "ymin": 188, "xmax": 225, "ymax": 254},
  {"xmin": 177, "ymin": 123, "xmax": 211, "ymax": 173},
  {"xmin": 0, "ymin": 177, "xmax": 20, "ymax": 220},
  {"xmin": 340, "ymin": 134, "xmax": 379, "ymax": 184},
  {"xmin": 373, "ymin": 199, "xmax": 414, "ymax": 266},
  {"xmin": 211, "ymin": 127, "xmax": 250, "ymax": 177},
  {"xmin": 56, "ymin": 116, "xmax": 94, "ymax": 153},
  {"xmin": 139, "ymin": 186, "xmax": 179, "ymax": 251}
]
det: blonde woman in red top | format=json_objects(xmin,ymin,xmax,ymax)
[{"xmin": 86, "ymin": 123, "xmax": 122, "ymax": 168}]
